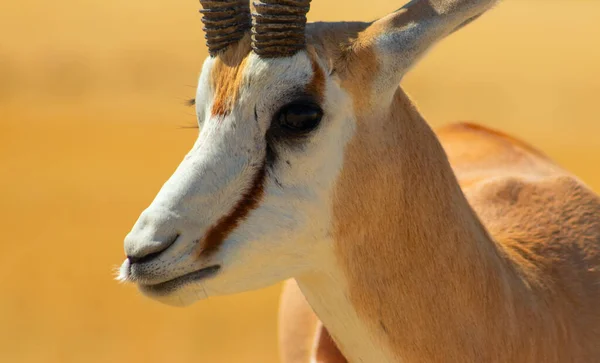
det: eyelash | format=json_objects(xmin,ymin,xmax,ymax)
[{"xmin": 181, "ymin": 98, "xmax": 199, "ymax": 130}]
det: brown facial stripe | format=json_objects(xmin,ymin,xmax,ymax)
[
  {"xmin": 305, "ymin": 56, "xmax": 326, "ymax": 103},
  {"xmin": 199, "ymin": 161, "xmax": 267, "ymax": 257},
  {"xmin": 210, "ymin": 35, "xmax": 252, "ymax": 117}
]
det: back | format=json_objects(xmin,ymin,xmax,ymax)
[{"xmin": 438, "ymin": 122, "xmax": 600, "ymax": 359}]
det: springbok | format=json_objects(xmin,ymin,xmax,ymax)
[{"xmin": 118, "ymin": 0, "xmax": 600, "ymax": 361}]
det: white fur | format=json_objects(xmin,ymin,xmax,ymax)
[
  {"xmin": 121, "ymin": 0, "xmax": 501, "ymax": 357},
  {"xmin": 370, "ymin": 0, "xmax": 499, "ymax": 105},
  {"xmin": 298, "ymin": 260, "xmax": 398, "ymax": 363},
  {"xmin": 121, "ymin": 51, "xmax": 356, "ymax": 307}
]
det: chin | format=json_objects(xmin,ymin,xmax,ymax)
[{"xmin": 138, "ymin": 282, "xmax": 208, "ymax": 307}]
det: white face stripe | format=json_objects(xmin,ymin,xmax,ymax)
[
  {"xmin": 119, "ymin": 3, "xmax": 513, "ymax": 361},
  {"xmin": 121, "ymin": 48, "xmax": 358, "ymax": 306},
  {"xmin": 195, "ymin": 56, "xmax": 214, "ymax": 127}
]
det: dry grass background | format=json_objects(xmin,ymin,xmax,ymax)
[{"xmin": 1, "ymin": 0, "xmax": 599, "ymax": 362}]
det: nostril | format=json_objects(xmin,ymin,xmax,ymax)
[{"xmin": 127, "ymin": 234, "xmax": 179, "ymax": 265}]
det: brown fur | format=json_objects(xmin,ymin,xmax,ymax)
[
  {"xmin": 277, "ymin": 2, "xmax": 598, "ymax": 360},
  {"xmin": 305, "ymin": 56, "xmax": 326, "ymax": 103},
  {"xmin": 279, "ymin": 26, "xmax": 600, "ymax": 359},
  {"xmin": 279, "ymin": 280, "xmax": 348, "ymax": 363},
  {"xmin": 305, "ymin": 21, "xmax": 377, "ymax": 111},
  {"xmin": 278, "ymin": 279, "xmax": 321, "ymax": 363},
  {"xmin": 199, "ymin": 5, "xmax": 600, "ymax": 362},
  {"xmin": 437, "ymin": 122, "xmax": 561, "ymax": 187},
  {"xmin": 199, "ymin": 162, "xmax": 266, "ymax": 257},
  {"xmin": 280, "ymin": 94, "xmax": 600, "ymax": 361},
  {"xmin": 315, "ymin": 325, "xmax": 348, "ymax": 363},
  {"xmin": 336, "ymin": 26, "xmax": 380, "ymax": 112},
  {"xmin": 210, "ymin": 35, "xmax": 252, "ymax": 117}
]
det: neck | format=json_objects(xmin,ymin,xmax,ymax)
[{"xmin": 297, "ymin": 89, "xmax": 527, "ymax": 362}]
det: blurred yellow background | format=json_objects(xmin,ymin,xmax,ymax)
[{"xmin": 1, "ymin": 0, "xmax": 599, "ymax": 362}]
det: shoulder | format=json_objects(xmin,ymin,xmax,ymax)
[{"xmin": 437, "ymin": 122, "xmax": 600, "ymax": 288}]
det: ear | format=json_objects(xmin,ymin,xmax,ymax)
[{"xmin": 342, "ymin": 0, "xmax": 499, "ymax": 104}]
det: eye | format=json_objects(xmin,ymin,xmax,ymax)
[{"xmin": 278, "ymin": 103, "xmax": 323, "ymax": 133}]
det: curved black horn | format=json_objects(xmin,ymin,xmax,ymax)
[
  {"xmin": 251, "ymin": 0, "xmax": 311, "ymax": 58},
  {"xmin": 200, "ymin": 0, "xmax": 251, "ymax": 56}
]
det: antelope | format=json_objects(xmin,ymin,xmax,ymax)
[{"xmin": 118, "ymin": 0, "xmax": 600, "ymax": 361}]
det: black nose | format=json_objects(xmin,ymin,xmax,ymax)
[{"xmin": 127, "ymin": 234, "xmax": 179, "ymax": 264}]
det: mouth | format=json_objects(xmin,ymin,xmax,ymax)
[{"xmin": 137, "ymin": 265, "xmax": 221, "ymax": 296}]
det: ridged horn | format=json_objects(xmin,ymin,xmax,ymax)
[
  {"xmin": 251, "ymin": 0, "xmax": 311, "ymax": 58},
  {"xmin": 200, "ymin": 0, "xmax": 251, "ymax": 56}
]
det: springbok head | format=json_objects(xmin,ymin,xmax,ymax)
[{"xmin": 119, "ymin": 0, "xmax": 498, "ymax": 306}]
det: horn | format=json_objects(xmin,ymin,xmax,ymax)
[
  {"xmin": 200, "ymin": 0, "xmax": 251, "ymax": 56},
  {"xmin": 251, "ymin": 0, "xmax": 311, "ymax": 58}
]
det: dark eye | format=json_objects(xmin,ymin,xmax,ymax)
[{"xmin": 278, "ymin": 103, "xmax": 323, "ymax": 133}]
